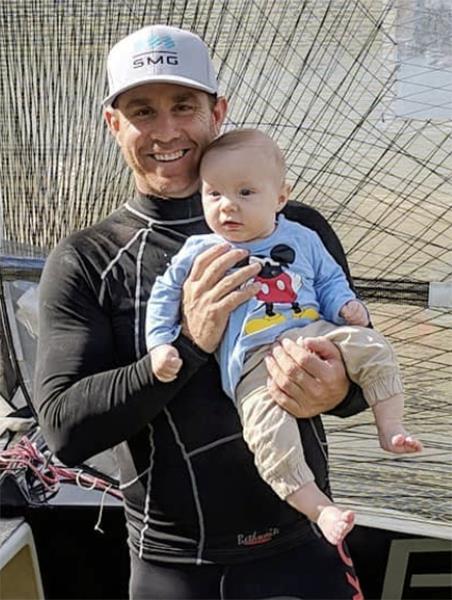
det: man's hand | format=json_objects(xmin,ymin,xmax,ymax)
[
  {"xmin": 265, "ymin": 336, "xmax": 349, "ymax": 418},
  {"xmin": 182, "ymin": 244, "xmax": 261, "ymax": 353}
]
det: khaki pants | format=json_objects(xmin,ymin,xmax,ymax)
[{"xmin": 235, "ymin": 321, "xmax": 403, "ymax": 499}]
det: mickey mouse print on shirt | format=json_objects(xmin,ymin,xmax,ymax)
[{"xmin": 244, "ymin": 244, "xmax": 320, "ymax": 335}]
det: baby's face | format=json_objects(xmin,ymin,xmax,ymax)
[{"xmin": 200, "ymin": 145, "xmax": 288, "ymax": 243}]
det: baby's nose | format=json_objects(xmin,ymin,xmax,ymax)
[{"xmin": 220, "ymin": 196, "xmax": 237, "ymax": 211}]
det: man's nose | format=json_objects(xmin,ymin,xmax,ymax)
[{"xmin": 151, "ymin": 112, "xmax": 179, "ymax": 142}]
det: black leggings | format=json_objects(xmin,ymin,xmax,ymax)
[{"xmin": 129, "ymin": 536, "xmax": 363, "ymax": 599}]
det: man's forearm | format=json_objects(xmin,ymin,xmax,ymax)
[{"xmin": 35, "ymin": 334, "xmax": 209, "ymax": 466}]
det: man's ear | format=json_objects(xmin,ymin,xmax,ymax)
[
  {"xmin": 277, "ymin": 182, "xmax": 291, "ymax": 212},
  {"xmin": 212, "ymin": 96, "xmax": 228, "ymax": 135},
  {"xmin": 104, "ymin": 107, "xmax": 121, "ymax": 140}
]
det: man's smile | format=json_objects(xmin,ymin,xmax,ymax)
[{"xmin": 149, "ymin": 150, "xmax": 189, "ymax": 162}]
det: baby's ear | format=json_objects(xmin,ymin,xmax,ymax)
[{"xmin": 277, "ymin": 182, "xmax": 291, "ymax": 211}]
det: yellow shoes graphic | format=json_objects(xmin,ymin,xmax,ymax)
[
  {"xmin": 244, "ymin": 308, "xmax": 319, "ymax": 335},
  {"xmin": 292, "ymin": 307, "xmax": 319, "ymax": 321},
  {"xmin": 244, "ymin": 313, "xmax": 286, "ymax": 335}
]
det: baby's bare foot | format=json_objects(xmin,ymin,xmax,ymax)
[
  {"xmin": 317, "ymin": 506, "xmax": 355, "ymax": 545},
  {"xmin": 390, "ymin": 433, "xmax": 423, "ymax": 453}
]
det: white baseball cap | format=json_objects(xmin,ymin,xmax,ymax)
[{"xmin": 104, "ymin": 25, "xmax": 218, "ymax": 106}]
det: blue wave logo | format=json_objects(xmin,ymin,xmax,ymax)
[{"xmin": 134, "ymin": 34, "xmax": 176, "ymax": 53}]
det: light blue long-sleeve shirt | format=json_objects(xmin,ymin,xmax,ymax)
[{"xmin": 145, "ymin": 215, "xmax": 356, "ymax": 399}]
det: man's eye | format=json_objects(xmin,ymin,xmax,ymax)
[
  {"xmin": 133, "ymin": 108, "xmax": 151, "ymax": 117},
  {"xmin": 176, "ymin": 104, "xmax": 194, "ymax": 113}
]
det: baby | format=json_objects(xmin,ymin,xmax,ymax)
[{"xmin": 145, "ymin": 128, "xmax": 422, "ymax": 545}]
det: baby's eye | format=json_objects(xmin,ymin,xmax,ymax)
[
  {"xmin": 208, "ymin": 190, "xmax": 221, "ymax": 198},
  {"xmin": 239, "ymin": 188, "xmax": 253, "ymax": 197}
]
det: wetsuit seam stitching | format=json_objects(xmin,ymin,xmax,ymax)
[
  {"xmin": 187, "ymin": 433, "xmax": 243, "ymax": 458},
  {"xmin": 138, "ymin": 423, "xmax": 155, "ymax": 558},
  {"xmin": 134, "ymin": 230, "xmax": 149, "ymax": 360},
  {"xmin": 164, "ymin": 407, "xmax": 206, "ymax": 564},
  {"xmin": 125, "ymin": 202, "xmax": 205, "ymax": 226}
]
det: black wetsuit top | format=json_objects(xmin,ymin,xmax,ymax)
[{"xmin": 35, "ymin": 193, "xmax": 366, "ymax": 564}]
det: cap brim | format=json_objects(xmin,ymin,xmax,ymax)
[{"xmin": 103, "ymin": 74, "xmax": 218, "ymax": 107}]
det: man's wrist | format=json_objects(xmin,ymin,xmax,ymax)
[
  {"xmin": 174, "ymin": 333, "xmax": 211, "ymax": 362},
  {"xmin": 326, "ymin": 382, "xmax": 367, "ymax": 418}
]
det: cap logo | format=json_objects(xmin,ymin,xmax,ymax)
[
  {"xmin": 134, "ymin": 34, "xmax": 176, "ymax": 53},
  {"xmin": 132, "ymin": 32, "xmax": 179, "ymax": 70}
]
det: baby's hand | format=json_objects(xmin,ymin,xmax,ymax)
[
  {"xmin": 340, "ymin": 300, "xmax": 370, "ymax": 326},
  {"xmin": 150, "ymin": 344, "xmax": 183, "ymax": 383}
]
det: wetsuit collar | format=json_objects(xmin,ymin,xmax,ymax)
[{"xmin": 125, "ymin": 191, "xmax": 204, "ymax": 225}]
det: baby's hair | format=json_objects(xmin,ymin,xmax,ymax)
[{"xmin": 201, "ymin": 128, "xmax": 286, "ymax": 182}]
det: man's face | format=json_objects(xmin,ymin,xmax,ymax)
[{"xmin": 105, "ymin": 83, "xmax": 227, "ymax": 198}]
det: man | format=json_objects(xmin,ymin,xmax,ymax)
[{"xmin": 35, "ymin": 25, "xmax": 365, "ymax": 599}]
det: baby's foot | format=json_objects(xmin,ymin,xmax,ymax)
[
  {"xmin": 378, "ymin": 424, "xmax": 423, "ymax": 454},
  {"xmin": 317, "ymin": 506, "xmax": 355, "ymax": 545},
  {"xmin": 390, "ymin": 433, "xmax": 423, "ymax": 453}
]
